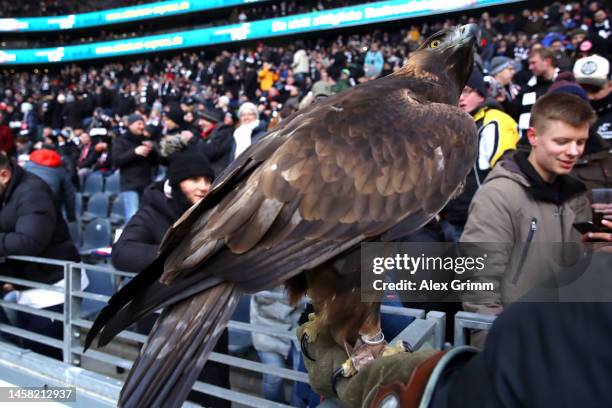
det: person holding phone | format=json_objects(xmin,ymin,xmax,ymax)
[
  {"xmin": 460, "ymin": 92, "xmax": 597, "ymax": 346},
  {"xmin": 111, "ymin": 113, "xmax": 158, "ymax": 221}
]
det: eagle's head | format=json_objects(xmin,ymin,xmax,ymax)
[{"xmin": 398, "ymin": 24, "xmax": 480, "ymax": 105}]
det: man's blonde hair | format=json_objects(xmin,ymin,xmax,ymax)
[{"xmin": 529, "ymin": 93, "xmax": 596, "ymax": 132}]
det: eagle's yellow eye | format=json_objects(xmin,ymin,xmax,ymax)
[{"xmin": 429, "ymin": 40, "xmax": 442, "ymax": 48}]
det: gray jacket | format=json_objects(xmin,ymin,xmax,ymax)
[
  {"xmin": 250, "ymin": 286, "xmax": 304, "ymax": 358},
  {"xmin": 460, "ymin": 155, "xmax": 591, "ymax": 317}
]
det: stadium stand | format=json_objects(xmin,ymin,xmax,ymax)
[{"xmin": 0, "ymin": 0, "xmax": 611, "ymax": 406}]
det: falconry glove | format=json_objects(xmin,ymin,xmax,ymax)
[{"xmin": 296, "ymin": 323, "xmax": 445, "ymax": 408}]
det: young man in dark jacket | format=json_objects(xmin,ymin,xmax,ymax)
[
  {"xmin": 111, "ymin": 150, "xmax": 230, "ymax": 407},
  {"xmin": 111, "ymin": 113, "xmax": 158, "ymax": 221},
  {"xmin": 0, "ymin": 153, "xmax": 80, "ymax": 359}
]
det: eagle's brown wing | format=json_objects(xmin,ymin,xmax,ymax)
[
  {"xmin": 160, "ymin": 78, "xmax": 476, "ymax": 287},
  {"xmin": 87, "ymin": 76, "xmax": 477, "ymax": 408}
]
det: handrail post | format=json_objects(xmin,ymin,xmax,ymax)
[
  {"xmin": 426, "ymin": 311, "xmax": 446, "ymax": 349},
  {"xmin": 62, "ymin": 261, "xmax": 72, "ymax": 364},
  {"xmin": 63, "ymin": 262, "xmax": 83, "ymax": 365}
]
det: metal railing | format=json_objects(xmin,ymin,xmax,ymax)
[
  {"xmin": 453, "ymin": 311, "xmax": 497, "ymax": 346},
  {"xmin": 0, "ymin": 255, "xmax": 447, "ymax": 407}
]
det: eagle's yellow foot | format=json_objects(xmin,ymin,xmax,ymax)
[
  {"xmin": 300, "ymin": 313, "xmax": 321, "ymax": 361},
  {"xmin": 341, "ymin": 357, "xmax": 358, "ymax": 377}
]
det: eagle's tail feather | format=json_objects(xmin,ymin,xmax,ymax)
[{"xmin": 118, "ymin": 283, "xmax": 241, "ymax": 408}]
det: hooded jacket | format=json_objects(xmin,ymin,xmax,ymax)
[
  {"xmin": 460, "ymin": 153, "xmax": 591, "ymax": 316},
  {"xmin": 0, "ymin": 164, "xmax": 80, "ymax": 284},
  {"xmin": 23, "ymin": 149, "xmax": 76, "ymax": 222},
  {"xmin": 111, "ymin": 181, "xmax": 187, "ymax": 273}
]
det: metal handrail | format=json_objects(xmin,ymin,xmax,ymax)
[
  {"xmin": 453, "ymin": 311, "xmax": 497, "ymax": 346},
  {"xmin": 0, "ymin": 255, "xmax": 445, "ymax": 406},
  {"xmin": 0, "ymin": 299, "xmax": 64, "ymax": 320}
]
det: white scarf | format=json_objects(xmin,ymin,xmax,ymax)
[{"xmin": 233, "ymin": 120, "xmax": 260, "ymax": 159}]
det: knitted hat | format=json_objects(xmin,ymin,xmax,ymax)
[
  {"xmin": 545, "ymin": 72, "xmax": 588, "ymax": 101},
  {"xmin": 466, "ymin": 69, "xmax": 488, "ymax": 97},
  {"xmin": 164, "ymin": 105, "xmax": 185, "ymax": 126},
  {"xmin": 547, "ymin": 80, "xmax": 589, "ymax": 101},
  {"xmin": 238, "ymin": 102, "xmax": 259, "ymax": 120},
  {"xmin": 167, "ymin": 150, "xmax": 215, "ymax": 185},
  {"xmin": 489, "ymin": 56, "xmax": 514, "ymax": 76},
  {"xmin": 199, "ymin": 108, "xmax": 222, "ymax": 124},
  {"xmin": 29, "ymin": 149, "xmax": 62, "ymax": 167},
  {"xmin": 127, "ymin": 113, "xmax": 144, "ymax": 126}
]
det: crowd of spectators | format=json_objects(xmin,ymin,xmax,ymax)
[
  {"xmin": 0, "ymin": 0, "xmax": 608, "ymax": 231},
  {"xmin": 0, "ymin": 0, "xmax": 611, "ymax": 405}
]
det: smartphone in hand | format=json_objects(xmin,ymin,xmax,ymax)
[{"xmin": 573, "ymin": 222, "xmax": 610, "ymax": 235}]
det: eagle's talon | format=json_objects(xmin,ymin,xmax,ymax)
[
  {"xmin": 341, "ymin": 357, "xmax": 358, "ymax": 377},
  {"xmin": 301, "ymin": 332, "xmax": 316, "ymax": 361}
]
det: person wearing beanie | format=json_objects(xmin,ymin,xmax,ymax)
[
  {"xmin": 164, "ymin": 105, "xmax": 185, "ymax": 129},
  {"xmin": 159, "ymin": 105, "xmax": 196, "ymax": 159},
  {"xmin": 488, "ymin": 56, "xmax": 520, "ymax": 110},
  {"xmin": 443, "ymin": 67, "xmax": 519, "ymax": 241},
  {"xmin": 23, "ymin": 148, "xmax": 76, "ymax": 222},
  {"xmin": 127, "ymin": 113, "xmax": 145, "ymax": 127},
  {"xmin": 547, "ymin": 78, "xmax": 589, "ymax": 101},
  {"xmin": 111, "ymin": 149, "xmax": 228, "ymax": 407},
  {"xmin": 197, "ymin": 109, "xmax": 237, "ymax": 176},
  {"xmin": 230, "ymin": 101, "xmax": 268, "ymax": 163},
  {"xmin": 112, "ymin": 110, "xmax": 158, "ymax": 221}
]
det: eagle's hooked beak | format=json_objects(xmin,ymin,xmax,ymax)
[{"xmin": 455, "ymin": 23, "xmax": 481, "ymax": 47}]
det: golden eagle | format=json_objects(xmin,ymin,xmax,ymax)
[{"xmin": 85, "ymin": 24, "xmax": 480, "ymax": 407}]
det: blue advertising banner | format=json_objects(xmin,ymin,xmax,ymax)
[
  {"xmin": 0, "ymin": 0, "xmax": 523, "ymax": 65},
  {"xmin": 0, "ymin": 0, "xmax": 271, "ymax": 32}
]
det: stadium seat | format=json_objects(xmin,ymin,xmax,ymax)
[
  {"xmin": 104, "ymin": 171, "xmax": 120, "ymax": 196},
  {"xmin": 82, "ymin": 192, "xmax": 110, "ymax": 223},
  {"xmin": 109, "ymin": 194, "xmax": 125, "ymax": 226},
  {"xmin": 67, "ymin": 221, "xmax": 81, "ymax": 247},
  {"xmin": 74, "ymin": 192, "xmax": 83, "ymax": 222},
  {"xmin": 79, "ymin": 269, "xmax": 118, "ymax": 319},
  {"xmin": 79, "ymin": 218, "xmax": 112, "ymax": 255},
  {"xmin": 82, "ymin": 172, "xmax": 104, "ymax": 197}
]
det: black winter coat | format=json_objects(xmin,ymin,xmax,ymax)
[
  {"xmin": 111, "ymin": 131, "xmax": 158, "ymax": 193},
  {"xmin": 62, "ymin": 101, "xmax": 84, "ymax": 129},
  {"xmin": 197, "ymin": 124, "xmax": 235, "ymax": 176},
  {"xmin": 432, "ymin": 302, "xmax": 612, "ymax": 408},
  {"xmin": 111, "ymin": 181, "xmax": 186, "ymax": 272},
  {"xmin": 0, "ymin": 165, "xmax": 80, "ymax": 284},
  {"xmin": 111, "ymin": 180, "xmax": 231, "ymax": 407}
]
